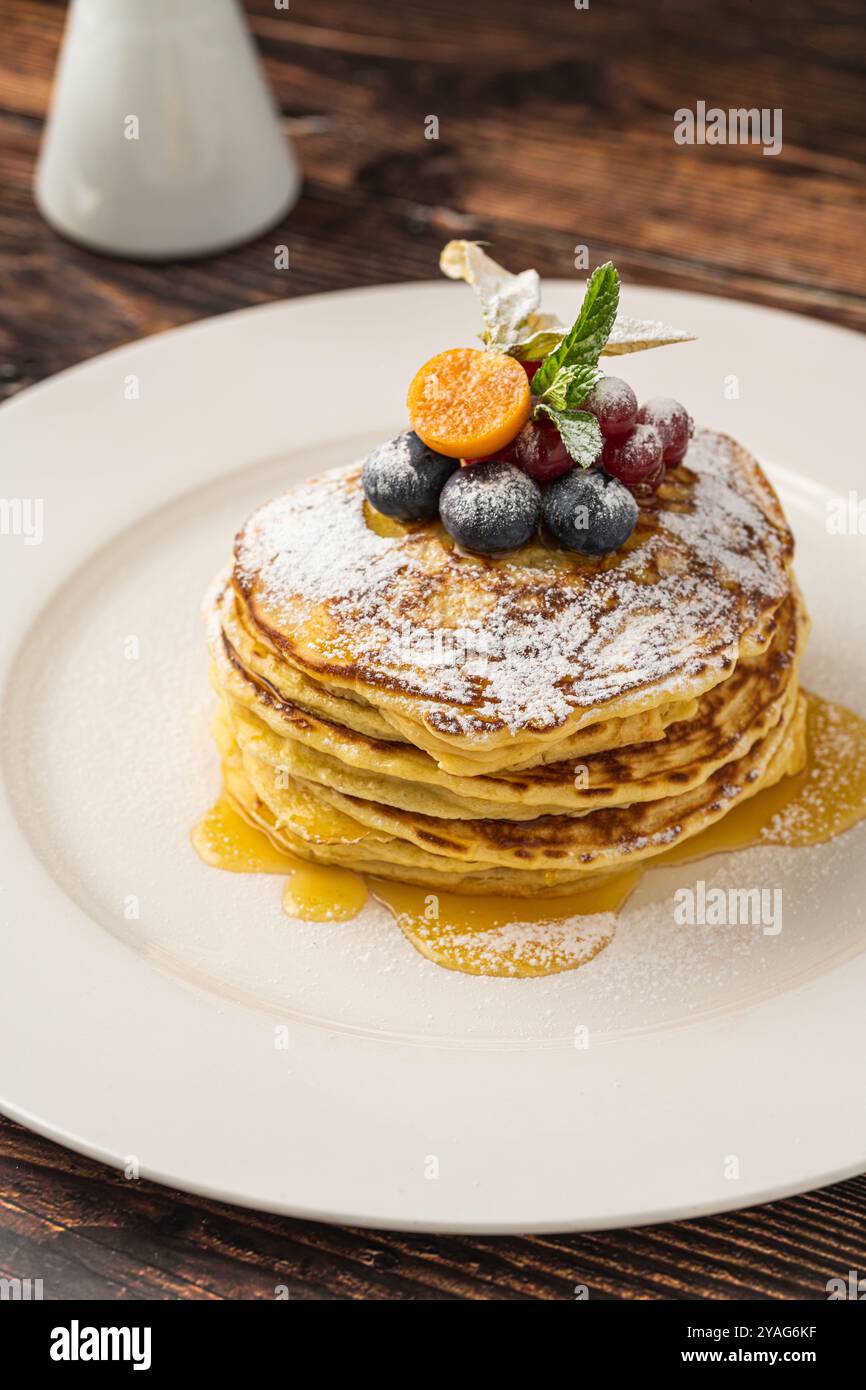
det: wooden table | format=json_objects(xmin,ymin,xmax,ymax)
[{"xmin": 1, "ymin": 0, "xmax": 864, "ymax": 1300}]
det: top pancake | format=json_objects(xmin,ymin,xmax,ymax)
[{"xmin": 233, "ymin": 429, "xmax": 794, "ymax": 766}]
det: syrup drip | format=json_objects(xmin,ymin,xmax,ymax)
[
  {"xmin": 192, "ymin": 694, "xmax": 866, "ymax": 977},
  {"xmin": 192, "ymin": 794, "xmax": 367, "ymax": 921},
  {"xmin": 367, "ymin": 872, "xmax": 640, "ymax": 977},
  {"xmin": 660, "ymin": 694, "xmax": 866, "ymax": 860}
]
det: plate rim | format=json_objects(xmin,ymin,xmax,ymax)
[{"xmin": 2, "ymin": 278, "xmax": 865, "ymax": 1234}]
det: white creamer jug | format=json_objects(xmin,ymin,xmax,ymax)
[{"xmin": 35, "ymin": 0, "xmax": 300, "ymax": 259}]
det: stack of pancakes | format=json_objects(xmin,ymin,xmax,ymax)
[{"xmin": 205, "ymin": 429, "xmax": 808, "ymax": 896}]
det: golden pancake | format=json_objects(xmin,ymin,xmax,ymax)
[
  {"xmin": 215, "ymin": 688, "xmax": 806, "ymax": 894},
  {"xmin": 232, "ymin": 430, "xmax": 794, "ymax": 774},
  {"xmin": 210, "ymin": 576, "xmax": 703, "ymax": 772},
  {"xmin": 203, "ymin": 419, "xmax": 809, "ymax": 903},
  {"xmin": 217, "ymin": 591, "xmax": 805, "ymax": 821}
]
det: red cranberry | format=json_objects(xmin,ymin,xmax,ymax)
[
  {"xmin": 636, "ymin": 397, "xmax": 693, "ymax": 463},
  {"xmin": 510, "ymin": 419, "xmax": 574, "ymax": 482},
  {"xmin": 629, "ymin": 458, "xmax": 666, "ymax": 499},
  {"xmin": 583, "ymin": 376, "xmax": 638, "ymax": 438},
  {"xmin": 602, "ymin": 424, "xmax": 663, "ymax": 486}
]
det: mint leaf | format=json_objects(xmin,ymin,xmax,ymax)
[
  {"xmin": 534, "ymin": 404, "xmax": 603, "ymax": 469},
  {"xmin": 534, "ymin": 362, "xmax": 600, "ymax": 412},
  {"xmin": 531, "ymin": 263, "xmax": 620, "ymax": 396},
  {"xmin": 438, "ymin": 241, "xmax": 695, "ymax": 364}
]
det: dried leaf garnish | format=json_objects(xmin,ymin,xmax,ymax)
[
  {"xmin": 439, "ymin": 242, "xmax": 695, "ymax": 361},
  {"xmin": 602, "ymin": 317, "xmax": 696, "ymax": 355},
  {"xmin": 439, "ymin": 241, "xmax": 541, "ymax": 354}
]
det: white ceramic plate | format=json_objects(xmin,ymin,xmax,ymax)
[{"xmin": 2, "ymin": 281, "xmax": 865, "ymax": 1234}]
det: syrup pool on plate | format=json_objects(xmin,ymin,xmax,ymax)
[
  {"xmin": 192, "ymin": 694, "xmax": 866, "ymax": 978},
  {"xmin": 192, "ymin": 794, "xmax": 368, "ymax": 922},
  {"xmin": 367, "ymin": 873, "xmax": 639, "ymax": 977}
]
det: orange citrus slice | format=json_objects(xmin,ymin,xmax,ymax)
[{"xmin": 406, "ymin": 347, "xmax": 531, "ymax": 460}]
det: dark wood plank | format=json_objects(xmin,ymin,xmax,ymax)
[
  {"xmin": 2, "ymin": 0, "xmax": 865, "ymax": 402},
  {"xmin": 1, "ymin": 0, "xmax": 865, "ymax": 1298},
  {"xmin": 2, "ymin": 1118, "xmax": 865, "ymax": 1300}
]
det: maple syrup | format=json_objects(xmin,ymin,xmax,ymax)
[
  {"xmin": 367, "ymin": 872, "xmax": 639, "ymax": 977},
  {"xmin": 659, "ymin": 693, "xmax": 866, "ymax": 859},
  {"xmin": 192, "ymin": 793, "xmax": 367, "ymax": 921},
  {"xmin": 192, "ymin": 693, "xmax": 866, "ymax": 977}
]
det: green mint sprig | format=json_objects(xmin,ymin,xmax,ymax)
[
  {"xmin": 530, "ymin": 264, "xmax": 620, "ymax": 393},
  {"xmin": 528, "ymin": 263, "xmax": 620, "ymax": 468},
  {"xmin": 533, "ymin": 404, "xmax": 604, "ymax": 469},
  {"xmin": 439, "ymin": 240, "xmax": 694, "ymax": 360},
  {"xmin": 531, "ymin": 361, "xmax": 603, "ymax": 468},
  {"xmin": 438, "ymin": 245, "xmax": 693, "ymax": 469},
  {"xmin": 532, "ymin": 361, "xmax": 600, "ymax": 412}
]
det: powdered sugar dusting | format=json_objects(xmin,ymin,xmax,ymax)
[
  {"xmin": 439, "ymin": 461, "xmax": 539, "ymax": 544},
  {"xmin": 234, "ymin": 431, "xmax": 793, "ymax": 737},
  {"xmin": 604, "ymin": 316, "xmax": 695, "ymax": 354},
  {"xmin": 587, "ymin": 375, "xmax": 635, "ymax": 412},
  {"xmin": 762, "ymin": 695, "xmax": 866, "ymax": 846},
  {"xmin": 404, "ymin": 910, "xmax": 616, "ymax": 977}
]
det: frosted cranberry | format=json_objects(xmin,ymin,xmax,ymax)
[
  {"xmin": 636, "ymin": 397, "xmax": 693, "ymax": 463},
  {"xmin": 521, "ymin": 359, "xmax": 543, "ymax": 385},
  {"xmin": 603, "ymin": 424, "xmax": 663, "ymax": 486},
  {"xmin": 629, "ymin": 458, "xmax": 666, "ymax": 499},
  {"xmin": 510, "ymin": 419, "xmax": 573, "ymax": 482},
  {"xmin": 583, "ymin": 376, "xmax": 638, "ymax": 438}
]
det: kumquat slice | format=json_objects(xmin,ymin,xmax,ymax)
[{"xmin": 407, "ymin": 347, "xmax": 531, "ymax": 460}]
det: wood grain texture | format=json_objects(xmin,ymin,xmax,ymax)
[
  {"xmin": 1, "ymin": 0, "xmax": 865, "ymax": 402},
  {"xmin": 3, "ymin": 1119, "xmax": 866, "ymax": 1301},
  {"xmin": 1, "ymin": 0, "xmax": 865, "ymax": 1299}
]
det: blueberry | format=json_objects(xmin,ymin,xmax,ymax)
[
  {"xmin": 439, "ymin": 462, "xmax": 541, "ymax": 554},
  {"xmin": 362, "ymin": 431, "xmax": 457, "ymax": 521},
  {"xmin": 542, "ymin": 468, "xmax": 637, "ymax": 555}
]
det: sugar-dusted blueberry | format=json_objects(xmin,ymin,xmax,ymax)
[
  {"xmin": 636, "ymin": 397, "xmax": 693, "ymax": 463},
  {"xmin": 362, "ymin": 431, "xmax": 458, "ymax": 521},
  {"xmin": 542, "ymin": 468, "xmax": 638, "ymax": 555},
  {"xmin": 439, "ymin": 461, "xmax": 542, "ymax": 554},
  {"xmin": 582, "ymin": 376, "xmax": 638, "ymax": 438},
  {"xmin": 602, "ymin": 423, "xmax": 663, "ymax": 486}
]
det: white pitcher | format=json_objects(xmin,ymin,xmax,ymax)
[{"xmin": 35, "ymin": 0, "xmax": 300, "ymax": 259}]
